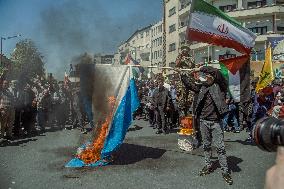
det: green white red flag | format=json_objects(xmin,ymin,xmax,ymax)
[{"xmin": 187, "ymin": 0, "xmax": 256, "ymax": 54}]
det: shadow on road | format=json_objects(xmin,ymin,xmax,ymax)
[
  {"xmin": 0, "ymin": 138, "xmax": 38, "ymax": 147},
  {"xmin": 211, "ymin": 155, "xmax": 243, "ymax": 173},
  {"xmin": 225, "ymin": 139, "xmax": 256, "ymax": 146},
  {"xmin": 112, "ymin": 143, "xmax": 166, "ymax": 165},
  {"xmin": 127, "ymin": 125, "xmax": 143, "ymax": 132}
]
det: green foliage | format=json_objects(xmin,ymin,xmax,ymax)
[{"xmin": 10, "ymin": 39, "xmax": 45, "ymax": 81}]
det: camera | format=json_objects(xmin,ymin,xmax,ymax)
[{"xmin": 252, "ymin": 117, "xmax": 284, "ymax": 152}]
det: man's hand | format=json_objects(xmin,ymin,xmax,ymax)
[{"xmin": 265, "ymin": 147, "xmax": 284, "ymax": 189}]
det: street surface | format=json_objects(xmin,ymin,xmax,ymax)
[{"xmin": 0, "ymin": 120, "xmax": 275, "ymax": 189}]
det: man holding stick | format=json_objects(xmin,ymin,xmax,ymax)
[{"xmin": 177, "ymin": 65, "xmax": 233, "ymax": 185}]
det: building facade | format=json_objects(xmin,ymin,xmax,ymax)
[
  {"xmin": 115, "ymin": 22, "xmax": 165, "ymax": 74},
  {"xmin": 117, "ymin": 25, "xmax": 152, "ymax": 68},
  {"xmin": 151, "ymin": 20, "xmax": 164, "ymax": 69},
  {"xmin": 165, "ymin": 0, "xmax": 191, "ymax": 68},
  {"xmin": 164, "ymin": 0, "xmax": 284, "ymax": 65},
  {"xmin": 94, "ymin": 54, "xmax": 114, "ymax": 65}
]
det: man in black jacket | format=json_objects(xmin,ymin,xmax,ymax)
[
  {"xmin": 180, "ymin": 66, "xmax": 233, "ymax": 185},
  {"xmin": 152, "ymin": 77, "xmax": 171, "ymax": 134}
]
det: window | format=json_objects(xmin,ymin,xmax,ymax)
[
  {"xmin": 160, "ymin": 50, "xmax": 162, "ymax": 57},
  {"xmin": 219, "ymin": 53, "xmax": 236, "ymax": 60},
  {"xmin": 219, "ymin": 4, "xmax": 237, "ymax": 12},
  {"xmin": 169, "ymin": 7, "xmax": 176, "ymax": 17},
  {"xmin": 249, "ymin": 26, "xmax": 267, "ymax": 35},
  {"xmin": 140, "ymin": 33, "xmax": 144, "ymax": 38},
  {"xmin": 179, "ymin": 0, "xmax": 191, "ymax": 10},
  {"xmin": 169, "ymin": 43, "xmax": 176, "ymax": 52},
  {"xmin": 247, "ymin": 0, "xmax": 267, "ymax": 8},
  {"xmin": 277, "ymin": 26, "xmax": 284, "ymax": 32},
  {"xmin": 276, "ymin": 0, "xmax": 284, "ymax": 5},
  {"xmin": 169, "ymin": 24, "xmax": 176, "ymax": 33}
]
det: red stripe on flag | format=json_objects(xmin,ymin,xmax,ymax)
[
  {"xmin": 220, "ymin": 54, "xmax": 249, "ymax": 74},
  {"xmin": 187, "ymin": 28, "xmax": 252, "ymax": 55},
  {"xmin": 125, "ymin": 54, "xmax": 130, "ymax": 65}
]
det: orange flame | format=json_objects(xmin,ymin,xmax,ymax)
[{"xmin": 78, "ymin": 96, "xmax": 116, "ymax": 164}]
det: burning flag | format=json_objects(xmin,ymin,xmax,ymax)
[{"xmin": 65, "ymin": 65, "xmax": 140, "ymax": 167}]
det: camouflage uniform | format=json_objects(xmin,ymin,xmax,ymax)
[{"xmin": 175, "ymin": 44, "xmax": 195, "ymax": 117}]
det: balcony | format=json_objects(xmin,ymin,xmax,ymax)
[
  {"xmin": 178, "ymin": 3, "xmax": 190, "ymax": 17},
  {"xmin": 227, "ymin": 5, "xmax": 284, "ymax": 19},
  {"xmin": 179, "ymin": 20, "xmax": 189, "ymax": 29},
  {"xmin": 179, "ymin": 2, "xmax": 190, "ymax": 11}
]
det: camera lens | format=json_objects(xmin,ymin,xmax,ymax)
[{"xmin": 252, "ymin": 117, "xmax": 284, "ymax": 152}]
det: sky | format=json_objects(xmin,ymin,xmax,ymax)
[{"xmin": 0, "ymin": 0, "xmax": 162, "ymax": 79}]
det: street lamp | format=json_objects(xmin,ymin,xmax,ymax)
[{"xmin": 0, "ymin": 34, "xmax": 21, "ymax": 66}]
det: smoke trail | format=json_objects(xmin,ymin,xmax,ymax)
[{"xmin": 38, "ymin": 0, "xmax": 161, "ymax": 79}]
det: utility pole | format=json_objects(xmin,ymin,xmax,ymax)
[{"xmin": 0, "ymin": 34, "xmax": 21, "ymax": 67}]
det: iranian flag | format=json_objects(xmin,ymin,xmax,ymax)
[
  {"xmin": 187, "ymin": 0, "xmax": 256, "ymax": 54},
  {"xmin": 220, "ymin": 55, "xmax": 251, "ymax": 104}
]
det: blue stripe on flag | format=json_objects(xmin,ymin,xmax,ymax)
[
  {"xmin": 65, "ymin": 78, "xmax": 139, "ymax": 168},
  {"xmin": 101, "ymin": 79, "xmax": 140, "ymax": 158}
]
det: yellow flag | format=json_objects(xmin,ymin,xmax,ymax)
[{"xmin": 256, "ymin": 44, "xmax": 274, "ymax": 92}]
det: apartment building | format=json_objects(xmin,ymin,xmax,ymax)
[
  {"xmin": 115, "ymin": 21, "xmax": 164, "ymax": 74},
  {"xmin": 94, "ymin": 53, "xmax": 114, "ymax": 64},
  {"xmin": 117, "ymin": 25, "xmax": 152, "ymax": 68},
  {"xmin": 164, "ymin": 0, "xmax": 284, "ymax": 65},
  {"xmin": 151, "ymin": 20, "xmax": 164, "ymax": 72},
  {"xmin": 164, "ymin": 0, "xmax": 191, "ymax": 68}
]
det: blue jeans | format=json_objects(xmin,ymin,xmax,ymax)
[{"xmin": 222, "ymin": 113, "xmax": 240, "ymax": 131}]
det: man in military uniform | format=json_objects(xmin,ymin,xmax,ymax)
[
  {"xmin": 174, "ymin": 43, "xmax": 202, "ymax": 146},
  {"xmin": 175, "ymin": 43, "xmax": 195, "ymax": 116}
]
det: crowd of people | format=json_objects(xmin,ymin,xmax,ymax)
[
  {"xmin": 0, "ymin": 74, "xmax": 91, "ymax": 141},
  {"xmin": 131, "ymin": 44, "xmax": 284, "ymax": 185}
]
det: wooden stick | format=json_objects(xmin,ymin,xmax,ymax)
[{"xmin": 128, "ymin": 65, "xmax": 193, "ymax": 71}]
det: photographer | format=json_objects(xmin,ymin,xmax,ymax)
[
  {"xmin": 253, "ymin": 116, "xmax": 284, "ymax": 188},
  {"xmin": 265, "ymin": 147, "xmax": 284, "ymax": 189}
]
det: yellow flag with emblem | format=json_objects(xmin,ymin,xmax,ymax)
[{"xmin": 256, "ymin": 44, "xmax": 274, "ymax": 92}]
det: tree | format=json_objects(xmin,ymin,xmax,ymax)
[{"xmin": 10, "ymin": 39, "xmax": 45, "ymax": 82}]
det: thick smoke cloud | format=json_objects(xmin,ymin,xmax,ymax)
[
  {"xmin": 39, "ymin": 0, "xmax": 161, "ymax": 79},
  {"xmin": 71, "ymin": 53, "xmax": 113, "ymax": 124}
]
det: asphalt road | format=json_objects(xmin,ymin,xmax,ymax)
[{"xmin": 0, "ymin": 120, "xmax": 275, "ymax": 189}]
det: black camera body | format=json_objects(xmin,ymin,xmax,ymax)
[{"xmin": 253, "ymin": 117, "xmax": 284, "ymax": 152}]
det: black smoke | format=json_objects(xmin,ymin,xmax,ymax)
[{"xmin": 39, "ymin": 0, "xmax": 162, "ymax": 79}]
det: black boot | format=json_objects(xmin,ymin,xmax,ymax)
[
  {"xmin": 199, "ymin": 166, "xmax": 212, "ymax": 176},
  {"xmin": 222, "ymin": 172, "xmax": 233, "ymax": 185},
  {"xmin": 156, "ymin": 130, "xmax": 162, "ymax": 134}
]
